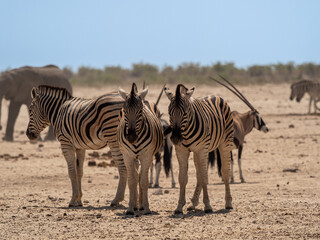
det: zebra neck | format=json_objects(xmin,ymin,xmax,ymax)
[{"xmin": 42, "ymin": 95, "xmax": 70, "ymax": 126}]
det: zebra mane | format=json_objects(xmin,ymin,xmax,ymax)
[{"xmin": 38, "ymin": 85, "xmax": 72, "ymax": 98}]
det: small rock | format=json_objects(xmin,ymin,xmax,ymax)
[
  {"xmin": 97, "ymin": 161, "xmax": 108, "ymax": 168},
  {"xmin": 88, "ymin": 160, "xmax": 96, "ymax": 166},
  {"xmin": 283, "ymin": 168, "xmax": 298, "ymax": 173},
  {"xmin": 276, "ymin": 184, "xmax": 280, "ymax": 188},
  {"xmin": 46, "ymin": 214, "xmax": 52, "ymax": 217},
  {"xmin": 38, "ymin": 144, "xmax": 44, "ymax": 148},
  {"xmin": 88, "ymin": 180, "xmax": 92, "ymax": 183},
  {"xmin": 114, "ymin": 175, "xmax": 119, "ymax": 179},
  {"xmin": 310, "ymin": 176, "xmax": 316, "ymax": 178},
  {"xmin": 267, "ymin": 192, "xmax": 271, "ymax": 195},
  {"xmin": 63, "ymin": 213, "xmax": 67, "ymax": 216},
  {"xmin": 88, "ymin": 151, "xmax": 100, "ymax": 158},
  {"xmin": 254, "ymin": 149, "xmax": 263, "ymax": 153},
  {"xmin": 288, "ymin": 124, "xmax": 295, "ymax": 128},
  {"xmin": 96, "ymin": 214, "xmax": 102, "ymax": 218},
  {"xmin": 164, "ymin": 190, "xmax": 170, "ymax": 194}
]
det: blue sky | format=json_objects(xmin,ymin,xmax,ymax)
[{"xmin": 0, "ymin": 0, "xmax": 319, "ymax": 71}]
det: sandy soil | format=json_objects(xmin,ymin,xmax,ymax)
[{"xmin": 0, "ymin": 83, "xmax": 319, "ymax": 239}]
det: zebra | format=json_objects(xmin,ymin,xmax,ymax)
[
  {"xmin": 164, "ymin": 84, "xmax": 234, "ymax": 214},
  {"xmin": 149, "ymin": 118, "xmax": 175, "ymax": 188},
  {"xmin": 117, "ymin": 83, "xmax": 164, "ymax": 215},
  {"xmin": 290, "ymin": 79, "xmax": 320, "ymax": 113},
  {"xmin": 209, "ymin": 75, "xmax": 269, "ymax": 183},
  {"xmin": 26, "ymin": 85, "xmax": 127, "ymax": 207}
]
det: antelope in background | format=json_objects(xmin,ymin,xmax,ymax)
[{"xmin": 209, "ymin": 75, "xmax": 269, "ymax": 183}]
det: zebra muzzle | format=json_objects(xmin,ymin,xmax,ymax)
[
  {"xmin": 171, "ymin": 127, "xmax": 183, "ymax": 145},
  {"xmin": 125, "ymin": 128, "xmax": 138, "ymax": 143},
  {"xmin": 26, "ymin": 129, "xmax": 37, "ymax": 140}
]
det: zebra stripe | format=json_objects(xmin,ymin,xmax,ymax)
[
  {"xmin": 290, "ymin": 79, "xmax": 320, "ymax": 113},
  {"xmin": 117, "ymin": 83, "xmax": 163, "ymax": 215},
  {"xmin": 26, "ymin": 85, "xmax": 126, "ymax": 207},
  {"xmin": 164, "ymin": 84, "xmax": 234, "ymax": 214}
]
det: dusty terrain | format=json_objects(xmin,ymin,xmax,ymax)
[{"xmin": 0, "ymin": 83, "xmax": 319, "ymax": 239}]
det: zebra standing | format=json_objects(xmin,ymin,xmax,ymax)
[
  {"xmin": 290, "ymin": 79, "xmax": 320, "ymax": 113},
  {"xmin": 117, "ymin": 83, "xmax": 163, "ymax": 215},
  {"xmin": 26, "ymin": 85, "xmax": 127, "ymax": 207},
  {"xmin": 164, "ymin": 84, "xmax": 234, "ymax": 214}
]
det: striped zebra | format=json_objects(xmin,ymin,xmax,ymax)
[
  {"xmin": 26, "ymin": 85, "xmax": 127, "ymax": 207},
  {"xmin": 117, "ymin": 83, "xmax": 163, "ymax": 215},
  {"xmin": 290, "ymin": 79, "xmax": 320, "ymax": 113},
  {"xmin": 164, "ymin": 84, "xmax": 234, "ymax": 214}
]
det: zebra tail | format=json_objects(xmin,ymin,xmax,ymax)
[
  {"xmin": 216, "ymin": 149, "xmax": 222, "ymax": 177},
  {"xmin": 163, "ymin": 138, "xmax": 171, "ymax": 177},
  {"xmin": 208, "ymin": 151, "xmax": 215, "ymax": 168}
]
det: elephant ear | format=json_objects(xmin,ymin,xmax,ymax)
[{"xmin": 31, "ymin": 87, "xmax": 38, "ymax": 99}]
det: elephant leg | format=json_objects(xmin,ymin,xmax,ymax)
[
  {"xmin": 44, "ymin": 126, "xmax": 56, "ymax": 141},
  {"xmin": 4, "ymin": 101, "xmax": 21, "ymax": 141}
]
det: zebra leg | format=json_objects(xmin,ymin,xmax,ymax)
[
  {"xmin": 75, "ymin": 149, "xmax": 85, "ymax": 204},
  {"xmin": 198, "ymin": 150, "xmax": 213, "ymax": 213},
  {"xmin": 139, "ymin": 154, "xmax": 153, "ymax": 215},
  {"xmin": 187, "ymin": 152, "xmax": 201, "ymax": 211},
  {"xmin": 170, "ymin": 158, "xmax": 176, "ymax": 188},
  {"xmin": 149, "ymin": 162, "xmax": 154, "ymax": 188},
  {"xmin": 238, "ymin": 145, "xmax": 245, "ymax": 183},
  {"xmin": 174, "ymin": 145, "xmax": 190, "ymax": 214},
  {"xmin": 61, "ymin": 145, "xmax": 82, "ymax": 207},
  {"xmin": 219, "ymin": 147, "xmax": 233, "ymax": 209},
  {"xmin": 122, "ymin": 153, "xmax": 138, "ymax": 215},
  {"xmin": 230, "ymin": 152, "xmax": 234, "ymax": 183},
  {"xmin": 154, "ymin": 152, "xmax": 161, "ymax": 188},
  {"xmin": 108, "ymin": 141, "xmax": 127, "ymax": 207}
]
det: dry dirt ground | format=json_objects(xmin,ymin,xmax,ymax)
[{"xmin": 0, "ymin": 83, "xmax": 319, "ymax": 239}]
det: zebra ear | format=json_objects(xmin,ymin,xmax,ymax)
[
  {"xmin": 164, "ymin": 87, "xmax": 173, "ymax": 100},
  {"xmin": 185, "ymin": 87, "xmax": 195, "ymax": 99},
  {"xmin": 118, "ymin": 88, "xmax": 128, "ymax": 100},
  {"xmin": 31, "ymin": 87, "xmax": 38, "ymax": 99},
  {"xmin": 139, "ymin": 88, "xmax": 148, "ymax": 100}
]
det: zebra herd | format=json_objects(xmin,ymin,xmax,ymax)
[{"xmin": 25, "ymin": 77, "xmax": 318, "ymax": 215}]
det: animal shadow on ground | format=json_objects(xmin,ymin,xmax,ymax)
[
  {"xmin": 115, "ymin": 211, "xmax": 160, "ymax": 219},
  {"xmin": 169, "ymin": 208, "xmax": 232, "ymax": 219},
  {"xmin": 58, "ymin": 204, "xmax": 127, "ymax": 211},
  {"xmin": 209, "ymin": 181, "xmax": 260, "ymax": 186}
]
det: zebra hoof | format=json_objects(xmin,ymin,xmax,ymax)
[
  {"xmin": 139, "ymin": 207, "xmax": 144, "ymax": 211},
  {"xmin": 241, "ymin": 179, "xmax": 246, "ymax": 183},
  {"xmin": 143, "ymin": 210, "xmax": 152, "ymax": 215},
  {"xmin": 174, "ymin": 210, "xmax": 183, "ymax": 215},
  {"xmin": 125, "ymin": 210, "xmax": 134, "ymax": 215},
  {"xmin": 205, "ymin": 209, "xmax": 213, "ymax": 213},
  {"xmin": 153, "ymin": 184, "xmax": 160, "ymax": 188},
  {"xmin": 226, "ymin": 206, "xmax": 233, "ymax": 210},
  {"xmin": 187, "ymin": 206, "xmax": 195, "ymax": 211}
]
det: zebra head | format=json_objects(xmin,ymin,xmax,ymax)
[
  {"xmin": 251, "ymin": 110, "xmax": 269, "ymax": 133},
  {"xmin": 119, "ymin": 83, "xmax": 148, "ymax": 143},
  {"xmin": 290, "ymin": 82, "xmax": 306, "ymax": 102},
  {"xmin": 164, "ymin": 84, "xmax": 194, "ymax": 145},
  {"xmin": 26, "ymin": 87, "xmax": 50, "ymax": 140}
]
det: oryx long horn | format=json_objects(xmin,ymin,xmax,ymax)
[
  {"xmin": 209, "ymin": 75, "xmax": 257, "ymax": 112},
  {"xmin": 155, "ymin": 83, "xmax": 166, "ymax": 107},
  {"xmin": 217, "ymin": 74, "xmax": 257, "ymax": 112}
]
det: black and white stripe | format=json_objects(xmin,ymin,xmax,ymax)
[
  {"xmin": 117, "ymin": 83, "xmax": 163, "ymax": 215},
  {"xmin": 290, "ymin": 79, "xmax": 320, "ymax": 113},
  {"xmin": 26, "ymin": 85, "xmax": 126, "ymax": 207},
  {"xmin": 164, "ymin": 84, "xmax": 234, "ymax": 214}
]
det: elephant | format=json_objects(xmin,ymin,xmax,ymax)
[{"xmin": 0, "ymin": 65, "xmax": 72, "ymax": 141}]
